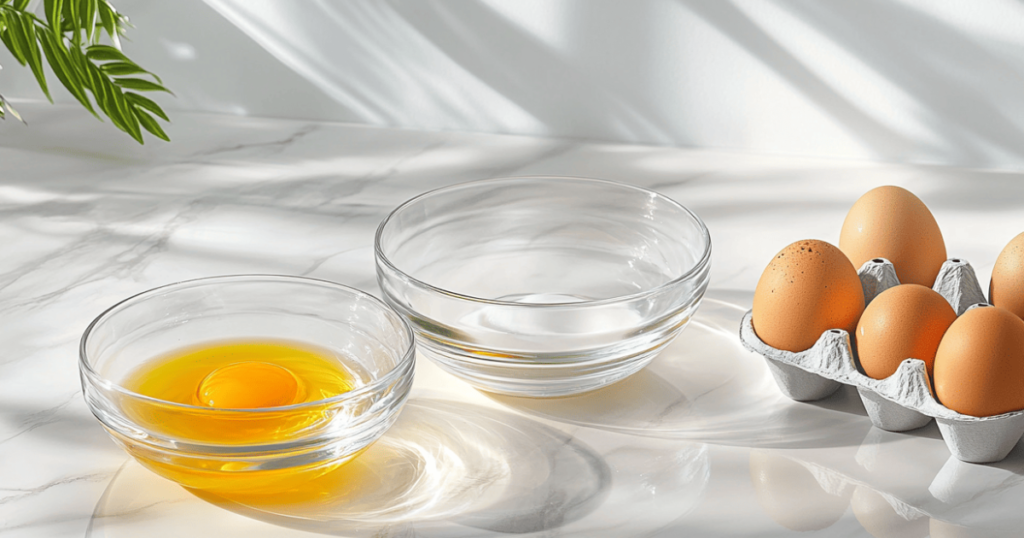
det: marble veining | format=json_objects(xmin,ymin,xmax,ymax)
[{"xmin": 2, "ymin": 103, "xmax": 1024, "ymax": 536}]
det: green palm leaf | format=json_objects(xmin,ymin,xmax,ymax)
[{"xmin": 0, "ymin": 0, "xmax": 171, "ymax": 143}]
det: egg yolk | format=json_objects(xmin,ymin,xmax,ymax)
[
  {"xmin": 196, "ymin": 361, "xmax": 302, "ymax": 409},
  {"xmin": 119, "ymin": 340, "xmax": 361, "ymax": 492},
  {"xmin": 125, "ymin": 340, "xmax": 358, "ymax": 412}
]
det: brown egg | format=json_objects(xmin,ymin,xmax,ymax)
[
  {"xmin": 840, "ymin": 186, "xmax": 946, "ymax": 287},
  {"xmin": 990, "ymin": 232, "xmax": 1024, "ymax": 321},
  {"xmin": 753, "ymin": 240, "xmax": 865, "ymax": 352},
  {"xmin": 933, "ymin": 306, "xmax": 1024, "ymax": 417},
  {"xmin": 856, "ymin": 284, "xmax": 957, "ymax": 381}
]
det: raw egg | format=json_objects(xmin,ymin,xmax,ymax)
[
  {"xmin": 124, "ymin": 340, "xmax": 357, "ymax": 444},
  {"xmin": 197, "ymin": 361, "xmax": 303, "ymax": 409},
  {"xmin": 933, "ymin": 306, "xmax": 1024, "ymax": 417},
  {"xmin": 120, "ymin": 340, "xmax": 359, "ymax": 492},
  {"xmin": 856, "ymin": 284, "xmax": 956, "ymax": 381},
  {"xmin": 753, "ymin": 240, "xmax": 865, "ymax": 352},
  {"xmin": 840, "ymin": 186, "xmax": 946, "ymax": 287},
  {"xmin": 990, "ymin": 232, "xmax": 1024, "ymax": 321}
]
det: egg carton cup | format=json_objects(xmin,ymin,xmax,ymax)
[{"xmin": 740, "ymin": 258, "xmax": 1024, "ymax": 463}]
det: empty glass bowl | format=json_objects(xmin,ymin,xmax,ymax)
[
  {"xmin": 79, "ymin": 275, "xmax": 415, "ymax": 493},
  {"xmin": 375, "ymin": 176, "xmax": 711, "ymax": 397}
]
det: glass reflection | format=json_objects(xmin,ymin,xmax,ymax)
[
  {"xmin": 492, "ymin": 294, "xmax": 873, "ymax": 448},
  {"xmin": 89, "ymin": 399, "xmax": 709, "ymax": 537},
  {"xmin": 851, "ymin": 486, "xmax": 928, "ymax": 538},
  {"xmin": 749, "ymin": 449, "xmax": 851, "ymax": 532}
]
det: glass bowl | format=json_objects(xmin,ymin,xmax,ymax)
[
  {"xmin": 375, "ymin": 176, "xmax": 711, "ymax": 397},
  {"xmin": 79, "ymin": 275, "xmax": 415, "ymax": 493}
]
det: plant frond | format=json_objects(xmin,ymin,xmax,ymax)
[{"xmin": 0, "ymin": 0, "xmax": 171, "ymax": 142}]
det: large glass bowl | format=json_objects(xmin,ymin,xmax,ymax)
[
  {"xmin": 79, "ymin": 275, "xmax": 415, "ymax": 493},
  {"xmin": 375, "ymin": 176, "xmax": 711, "ymax": 397}
]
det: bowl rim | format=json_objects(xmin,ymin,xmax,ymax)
[
  {"xmin": 79, "ymin": 274, "xmax": 416, "ymax": 414},
  {"xmin": 374, "ymin": 175, "xmax": 712, "ymax": 308}
]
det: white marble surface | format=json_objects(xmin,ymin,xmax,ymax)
[{"xmin": 2, "ymin": 103, "xmax": 1024, "ymax": 537}]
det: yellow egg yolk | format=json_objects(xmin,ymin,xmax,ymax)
[
  {"xmin": 120, "ymin": 340, "xmax": 362, "ymax": 493},
  {"xmin": 123, "ymin": 340, "xmax": 359, "ymax": 443},
  {"xmin": 196, "ymin": 361, "xmax": 302, "ymax": 409},
  {"xmin": 126, "ymin": 340, "xmax": 357, "ymax": 411}
]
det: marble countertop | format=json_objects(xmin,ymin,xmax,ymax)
[{"xmin": 2, "ymin": 103, "xmax": 1023, "ymax": 537}]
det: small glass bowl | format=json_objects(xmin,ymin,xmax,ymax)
[
  {"xmin": 79, "ymin": 275, "xmax": 415, "ymax": 493},
  {"xmin": 375, "ymin": 176, "xmax": 711, "ymax": 397}
]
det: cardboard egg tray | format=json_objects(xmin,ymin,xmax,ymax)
[{"xmin": 739, "ymin": 258, "xmax": 1024, "ymax": 464}]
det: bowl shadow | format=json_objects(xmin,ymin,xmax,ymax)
[
  {"xmin": 87, "ymin": 399, "xmax": 632, "ymax": 537},
  {"xmin": 205, "ymin": 399, "xmax": 611, "ymax": 535},
  {"xmin": 486, "ymin": 294, "xmax": 873, "ymax": 449}
]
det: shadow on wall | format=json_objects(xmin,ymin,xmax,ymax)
[
  {"xmin": 202, "ymin": 0, "xmax": 683, "ymax": 144},
  {"xmin": 200, "ymin": 0, "xmax": 1024, "ymax": 170},
  {"xmin": 773, "ymin": 0, "xmax": 1024, "ymax": 171},
  {"xmin": 2, "ymin": 0, "xmax": 1023, "ymax": 169}
]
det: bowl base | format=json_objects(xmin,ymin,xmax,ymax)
[{"xmin": 418, "ymin": 341, "xmax": 671, "ymax": 398}]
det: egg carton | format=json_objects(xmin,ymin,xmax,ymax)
[{"xmin": 739, "ymin": 258, "xmax": 1024, "ymax": 463}]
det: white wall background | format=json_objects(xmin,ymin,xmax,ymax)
[{"xmin": 2, "ymin": 0, "xmax": 1024, "ymax": 170}]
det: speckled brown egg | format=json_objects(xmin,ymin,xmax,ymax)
[
  {"xmin": 856, "ymin": 284, "xmax": 957, "ymax": 381},
  {"xmin": 933, "ymin": 306, "xmax": 1024, "ymax": 417},
  {"xmin": 840, "ymin": 186, "xmax": 946, "ymax": 287},
  {"xmin": 753, "ymin": 240, "xmax": 865, "ymax": 352},
  {"xmin": 990, "ymin": 232, "xmax": 1024, "ymax": 321}
]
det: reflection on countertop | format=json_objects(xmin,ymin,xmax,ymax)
[
  {"xmin": 4, "ymin": 104, "xmax": 1024, "ymax": 536},
  {"xmin": 89, "ymin": 400, "xmax": 709, "ymax": 537},
  {"xmin": 489, "ymin": 296, "xmax": 874, "ymax": 449}
]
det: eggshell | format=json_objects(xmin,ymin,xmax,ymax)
[
  {"xmin": 933, "ymin": 306, "xmax": 1024, "ymax": 417},
  {"xmin": 856, "ymin": 284, "xmax": 957, "ymax": 381},
  {"xmin": 840, "ymin": 186, "xmax": 946, "ymax": 287},
  {"xmin": 753, "ymin": 240, "xmax": 865, "ymax": 352},
  {"xmin": 990, "ymin": 232, "xmax": 1024, "ymax": 321},
  {"xmin": 741, "ymin": 258, "xmax": 1024, "ymax": 462}
]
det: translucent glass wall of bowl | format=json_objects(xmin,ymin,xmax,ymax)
[
  {"xmin": 79, "ymin": 276, "xmax": 414, "ymax": 489},
  {"xmin": 376, "ymin": 177, "xmax": 710, "ymax": 396}
]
